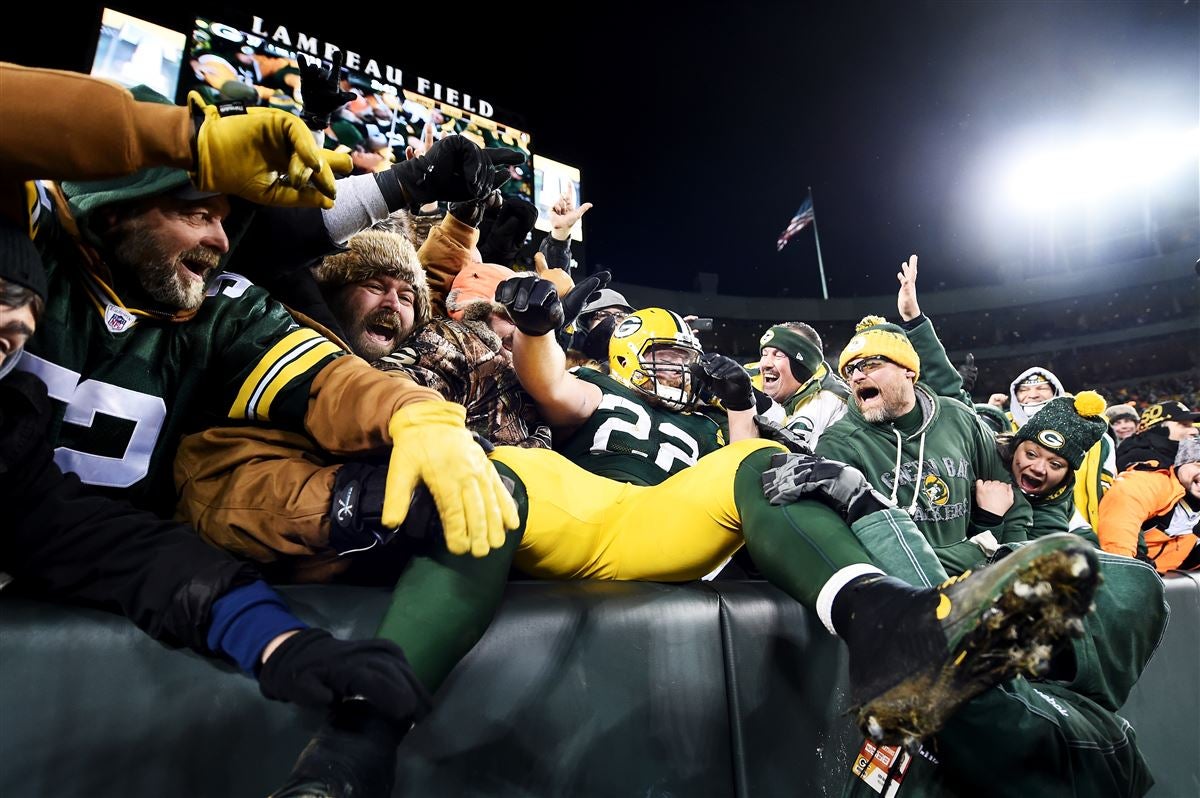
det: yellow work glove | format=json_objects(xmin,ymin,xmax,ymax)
[
  {"xmin": 187, "ymin": 91, "xmax": 354, "ymax": 209},
  {"xmin": 381, "ymin": 401, "xmax": 520, "ymax": 557}
]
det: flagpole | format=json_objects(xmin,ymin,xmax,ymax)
[{"xmin": 808, "ymin": 186, "xmax": 829, "ymax": 300}]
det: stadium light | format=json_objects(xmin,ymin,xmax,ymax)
[{"xmin": 1000, "ymin": 127, "xmax": 1198, "ymax": 213}]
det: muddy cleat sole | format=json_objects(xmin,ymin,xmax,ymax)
[{"xmin": 857, "ymin": 533, "xmax": 1099, "ymax": 746}]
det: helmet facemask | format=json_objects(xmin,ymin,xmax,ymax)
[
  {"xmin": 628, "ymin": 344, "xmax": 702, "ymax": 410},
  {"xmin": 609, "ymin": 309, "xmax": 704, "ymax": 411}
]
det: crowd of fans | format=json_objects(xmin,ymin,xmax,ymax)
[{"xmin": 1, "ymin": 61, "xmax": 1195, "ymax": 798}]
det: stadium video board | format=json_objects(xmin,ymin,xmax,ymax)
[
  {"xmin": 181, "ymin": 17, "xmax": 533, "ymax": 200},
  {"xmin": 89, "ymin": 8, "xmax": 186, "ymax": 98}
]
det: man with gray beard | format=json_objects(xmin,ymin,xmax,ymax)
[
  {"xmin": 815, "ymin": 316, "xmax": 1032, "ymax": 576},
  {"xmin": 103, "ymin": 190, "xmax": 228, "ymax": 310}
]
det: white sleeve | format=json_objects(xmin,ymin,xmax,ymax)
[{"xmin": 784, "ymin": 391, "xmax": 848, "ymax": 450}]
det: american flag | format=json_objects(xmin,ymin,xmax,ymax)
[{"xmin": 775, "ymin": 196, "xmax": 815, "ymax": 251}]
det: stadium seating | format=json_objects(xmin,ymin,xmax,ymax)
[{"xmin": 1, "ymin": 575, "xmax": 1197, "ymax": 796}]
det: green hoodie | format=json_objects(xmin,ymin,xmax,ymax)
[{"xmin": 816, "ymin": 383, "xmax": 1031, "ymax": 575}]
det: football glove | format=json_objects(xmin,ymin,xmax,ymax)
[
  {"xmin": 495, "ymin": 275, "xmax": 563, "ymax": 337},
  {"xmin": 762, "ymin": 452, "xmax": 894, "ymax": 524},
  {"xmin": 691, "ymin": 353, "xmax": 754, "ymax": 411}
]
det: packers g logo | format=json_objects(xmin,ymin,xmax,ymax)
[
  {"xmin": 844, "ymin": 335, "xmax": 867, "ymax": 354},
  {"xmin": 922, "ymin": 474, "xmax": 950, "ymax": 506},
  {"xmin": 760, "ymin": 329, "xmax": 775, "ymax": 346},
  {"xmin": 613, "ymin": 316, "xmax": 643, "ymax": 339},
  {"xmin": 1037, "ymin": 429, "xmax": 1066, "ymax": 449}
]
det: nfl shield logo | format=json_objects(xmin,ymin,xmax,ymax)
[{"xmin": 104, "ymin": 304, "xmax": 136, "ymax": 333}]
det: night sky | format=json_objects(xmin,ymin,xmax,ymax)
[{"xmin": 10, "ymin": 1, "xmax": 1198, "ymax": 298}]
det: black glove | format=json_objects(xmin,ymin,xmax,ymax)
[
  {"xmin": 258, "ymin": 628, "xmax": 432, "ymax": 726},
  {"xmin": 384, "ymin": 136, "xmax": 525, "ymax": 212},
  {"xmin": 690, "ymin": 353, "xmax": 754, "ymax": 411},
  {"xmin": 560, "ymin": 270, "xmax": 611, "ymax": 332},
  {"xmin": 478, "ymin": 197, "xmax": 539, "ymax": 263},
  {"xmin": 495, "ymin": 275, "xmax": 563, "ymax": 336},
  {"xmin": 761, "ymin": 452, "xmax": 893, "ymax": 524},
  {"xmin": 298, "ymin": 53, "xmax": 356, "ymax": 131},
  {"xmin": 579, "ymin": 312, "xmax": 619, "ymax": 360},
  {"xmin": 957, "ymin": 353, "xmax": 978, "ymax": 393},
  {"xmin": 448, "ymin": 189, "xmax": 502, "ymax": 227},
  {"xmin": 752, "ymin": 387, "xmax": 775, "ymax": 415},
  {"xmin": 330, "ymin": 463, "xmax": 443, "ymax": 554},
  {"xmin": 752, "ymin": 415, "xmax": 811, "ymax": 454}
]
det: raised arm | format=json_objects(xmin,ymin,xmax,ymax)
[
  {"xmin": 1, "ymin": 62, "xmax": 352, "ymax": 220},
  {"xmin": 894, "ymin": 254, "xmax": 971, "ymax": 405},
  {"xmin": 497, "ymin": 274, "xmax": 602, "ymax": 431}
]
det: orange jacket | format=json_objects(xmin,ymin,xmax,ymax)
[{"xmin": 1097, "ymin": 466, "xmax": 1197, "ymax": 573}]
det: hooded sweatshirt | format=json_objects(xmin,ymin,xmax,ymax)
[
  {"xmin": 1007, "ymin": 366, "xmax": 1068, "ymax": 428},
  {"xmin": 817, "ymin": 383, "xmax": 1032, "ymax": 575}
]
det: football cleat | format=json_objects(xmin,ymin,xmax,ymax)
[{"xmin": 851, "ymin": 533, "xmax": 1099, "ymax": 747}]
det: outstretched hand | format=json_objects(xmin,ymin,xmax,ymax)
[
  {"xmin": 550, "ymin": 181, "xmax": 592, "ymax": 241},
  {"xmin": 690, "ymin": 353, "xmax": 754, "ymax": 411},
  {"xmin": 496, "ymin": 274, "xmax": 564, "ymax": 337},
  {"xmin": 297, "ymin": 52, "xmax": 355, "ymax": 131},
  {"xmin": 560, "ymin": 268, "xmax": 611, "ymax": 332},
  {"xmin": 896, "ymin": 254, "xmax": 921, "ymax": 321},
  {"xmin": 389, "ymin": 135, "xmax": 525, "ymax": 211},
  {"xmin": 188, "ymin": 91, "xmax": 352, "ymax": 209}
]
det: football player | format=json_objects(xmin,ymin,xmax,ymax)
[{"xmin": 489, "ymin": 274, "xmax": 1100, "ymax": 750}]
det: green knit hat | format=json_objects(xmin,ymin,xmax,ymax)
[
  {"xmin": 838, "ymin": 315, "xmax": 920, "ymax": 381},
  {"xmin": 60, "ymin": 86, "xmax": 199, "ymax": 226},
  {"xmin": 759, "ymin": 324, "xmax": 822, "ymax": 383},
  {"xmin": 1013, "ymin": 390, "xmax": 1108, "ymax": 469}
]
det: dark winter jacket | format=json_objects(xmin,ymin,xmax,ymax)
[{"xmin": 0, "ymin": 371, "xmax": 254, "ymax": 653}]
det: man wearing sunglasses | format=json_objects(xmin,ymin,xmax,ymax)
[{"xmin": 815, "ymin": 315, "xmax": 1031, "ymax": 577}]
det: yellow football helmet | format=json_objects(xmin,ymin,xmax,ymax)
[{"xmin": 608, "ymin": 308, "xmax": 703, "ymax": 410}]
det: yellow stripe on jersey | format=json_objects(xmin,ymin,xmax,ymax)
[
  {"xmin": 255, "ymin": 337, "xmax": 341, "ymax": 420},
  {"xmin": 229, "ymin": 329, "xmax": 339, "ymax": 421},
  {"xmin": 25, "ymin": 181, "xmax": 51, "ymax": 238}
]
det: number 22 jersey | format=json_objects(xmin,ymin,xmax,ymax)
[{"xmin": 555, "ymin": 368, "xmax": 726, "ymax": 487}]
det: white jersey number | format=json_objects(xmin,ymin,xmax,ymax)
[
  {"xmin": 19, "ymin": 353, "xmax": 166, "ymax": 488},
  {"xmin": 591, "ymin": 394, "xmax": 701, "ymax": 473}
]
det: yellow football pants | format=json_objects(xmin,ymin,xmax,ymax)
[{"xmin": 489, "ymin": 438, "xmax": 785, "ymax": 581}]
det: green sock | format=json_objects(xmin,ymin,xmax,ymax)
[
  {"xmin": 375, "ymin": 461, "xmax": 528, "ymax": 692},
  {"xmin": 734, "ymin": 449, "xmax": 876, "ymax": 608}
]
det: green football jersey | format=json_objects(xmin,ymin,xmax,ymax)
[
  {"xmin": 555, "ymin": 368, "xmax": 725, "ymax": 486},
  {"xmin": 21, "ymin": 199, "xmax": 342, "ymax": 515}
]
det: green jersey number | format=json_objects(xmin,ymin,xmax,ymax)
[
  {"xmin": 21, "ymin": 353, "xmax": 166, "ymax": 489},
  {"xmin": 592, "ymin": 393, "xmax": 701, "ymax": 472}
]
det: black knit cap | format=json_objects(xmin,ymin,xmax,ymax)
[{"xmin": 0, "ymin": 218, "xmax": 46, "ymax": 302}]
